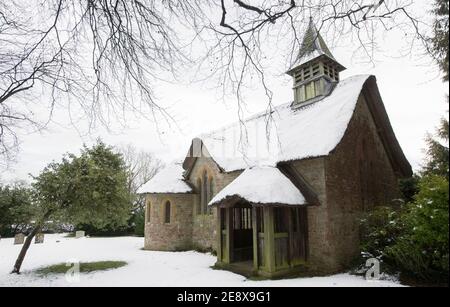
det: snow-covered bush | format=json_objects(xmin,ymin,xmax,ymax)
[
  {"xmin": 360, "ymin": 206, "xmax": 404, "ymax": 259},
  {"xmin": 358, "ymin": 205, "xmax": 405, "ymax": 277},
  {"xmin": 387, "ymin": 176, "xmax": 449, "ymax": 283},
  {"xmin": 359, "ymin": 176, "xmax": 449, "ymax": 284}
]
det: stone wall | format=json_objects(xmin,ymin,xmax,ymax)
[
  {"xmin": 144, "ymin": 193, "xmax": 194, "ymax": 251},
  {"xmin": 143, "ymin": 156, "xmax": 241, "ymax": 253},
  {"xmin": 324, "ymin": 94, "xmax": 403, "ymax": 269},
  {"xmin": 188, "ymin": 156, "xmax": 242, "ymax": 251},
  {"xmin": 290, "ymin": 158, "xmax": 332, "ymax": 271}
]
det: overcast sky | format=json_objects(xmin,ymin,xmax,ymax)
[{"xmin": 1, "ymin": 1, "xmax": 448, "ymax": 184}]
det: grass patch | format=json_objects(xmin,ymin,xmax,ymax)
[{"xmin": 36, "ymin": 261, "xmax": 127, "ymax": 275}]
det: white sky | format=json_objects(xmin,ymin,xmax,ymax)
[{"xmin": 1, "ymin": 2, "xmax": 448, "ymax": 183}]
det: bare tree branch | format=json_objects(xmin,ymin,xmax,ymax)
[{"xmin": 0, "ymin": 0, "xmax": 431, "ymax": 166}]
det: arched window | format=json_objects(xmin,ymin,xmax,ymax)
[
  {"xmin": 164, "ymin": 201, "xmax": 171, "ymax": 224},
  {"xmin": 146, "ymin": 201, "xmax": 151, "ymax": 223},
  {"xmin": 196, "ymin": 178, "xmax": 202, "ymax": 215},
  {"xmin": 202, "ymin": 170, "xmax": 208, "ymax": 214},
  {"xmin": 197, "ymin": 170, "xmax": 215, "ymax": 215},
  {"xmin": 208, "ymin": 177, "xmax": 214, "ymax": 214}
]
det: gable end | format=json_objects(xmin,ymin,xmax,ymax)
[{"xmin": 362, "ymin": 77, "xmax": 412, "ymax": 178}]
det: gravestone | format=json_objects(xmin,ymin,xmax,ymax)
[
  {"xmin": 35, "ymin": 233, "xmax": 45, "ymax": 244},
  {"xmin": 14, "ymin": 233, "xmax": 25, "ymax": 245},
  {"xmin": 75, "ymin": 231, "xmax": 85, "ymax": 238}
]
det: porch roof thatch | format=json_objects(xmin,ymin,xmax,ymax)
[{"xmin": 208, "ymin": 166, "xmax": 308, "ymax": 207}]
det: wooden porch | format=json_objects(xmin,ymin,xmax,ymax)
[{"xmin": 215, "ymin": 198, "xmax": 309, "ymax": 278}]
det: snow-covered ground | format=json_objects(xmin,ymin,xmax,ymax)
[{"xmin": 0, "ymin": 234, "xmax": 403, "ymax": 287}]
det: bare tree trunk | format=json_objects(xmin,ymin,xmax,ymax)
[
  {"xmin": 11, "ymin": 223, "xmax": 42, "ymax": 274},
  {"xmin": 11, "ymin": 209, "xmax": 53, "ymax": 274}
]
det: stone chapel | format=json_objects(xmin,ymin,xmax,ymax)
[{"xmin": 138, "ymin": 19, "xmax": 412, "ymax": 278}]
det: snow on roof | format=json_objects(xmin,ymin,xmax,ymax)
[
  {"xmin": 208, "ymin": 166, "xmax": 306, "ymax": 206},
  {"xmin": 199, "ymin": 74, "xmax": 371, "ymax": 172},
  {"xmin": 137, "ymin": 163, "xmax": 192, "ymax": 194}
]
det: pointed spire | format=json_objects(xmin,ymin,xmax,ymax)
[
  {"xmin": 287, "ymin": 18, "xmax": 345, "ymax": 75},
  {"xmin": 298, "ymin": 18, "xmax": 335, "ymax": 61}
]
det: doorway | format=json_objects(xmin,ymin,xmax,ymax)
[
  {"xmin": 231, "ymin": 203, "xmax": 253, "ymax": 262},
  {"xmin": 219, "ymin": 202, "xmax": 254, "ymax": 264}
]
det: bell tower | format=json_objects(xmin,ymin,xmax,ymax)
[{"xmin": 287, "ymin": 18, "xmax": 346, "ymax": 107}]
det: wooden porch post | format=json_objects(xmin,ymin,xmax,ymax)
[
  {"xmin": 223, "ymin": 207, "xmax": 233, "ymax": 263},
  {"xmin": 264, "ymin": 207, "xmax": 276, "ymax": 274},
  {"xmin": 287, "ymin": 208, "xmax": 294, "ymax": 268},
  {"xmin": 252, "ymin": 205, "xmax": 258, "ymax": 271},
  {"xmin": 216, "ymin": 206, "xmax": 222, "ymax": 262}
]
